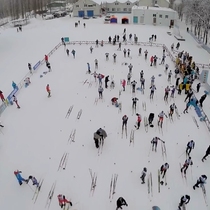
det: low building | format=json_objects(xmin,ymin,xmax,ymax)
[
  {"xmin": 102, "ymin": 0, "xmax": 139, "ymax": 13},
  {"xmin": 131, "ymin": 6, "xmax": 178, "ymax": 26},
  {"xmin": 73, "ymin": 0, "xmax": 101, "ymax": 17},
  {"xmin": 139, "ymin": 0, "xmax": 170, "ymax": 8}
]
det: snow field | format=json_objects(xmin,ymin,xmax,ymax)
[{"xmin": 0, "ymin": 16, "xmax": 210, "ymax": 210}]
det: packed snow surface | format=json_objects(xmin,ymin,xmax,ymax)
[{"xmin": 0, "ymin": 15, "xmax": 210, "ymax": 210}]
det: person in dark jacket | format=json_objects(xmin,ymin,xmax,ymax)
[
  {"xmin": 202, "ymin": 145, "xmax": 210, "ymax": 162},
  {"xmin": 196, "ymin": 83, "xmax": 201, "ymax": 93},
  {"xmin": 105, "ymin": 76, "xmax": 109, "ymax": 88},
  {"xmin": 116, "ymin": 197, "xmax": 128, "ymax": 210},
  {"xmin": 178, "ymin": 195, "xmax": 190, "ymax": 210},
  {"xmin": 199, "ymin": 94, "xmax": 207, "ymax": 107}
]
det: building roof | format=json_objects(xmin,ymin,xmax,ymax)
[
  {"xmin": 132, "ymin": 5, "xmax": 176, "ymax": 12},
  {"xmin": 96, "ymin": 0, "xmax": 138, "ymax": 4}
]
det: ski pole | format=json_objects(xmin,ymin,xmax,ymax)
[{"xmin": 179, "ymin": 151, "xmax": 186, "ymax": 158}]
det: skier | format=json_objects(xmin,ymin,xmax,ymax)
[
  {"xmin": 199, "ymin": 93, "xmax": 207, "ymax": 108},
  {"xmin": 105, "ymin": 53, "xmax": 109, "ymax": 61},
  {"xmin": 135, "ymin": 113, "xmax": 141, "ymax": 129},
  {"xmin": 95, "ymin": 59, "xmax": 98, "ymax": 69},
  {"xmin": 193, "ymin": 175, "xmax": 207, "ymax": 190},
  {"xmin": 196, "ymin": 83, "xmax": 201, "ymax": 93},
  {"xmin": 71, "ymin": 49, "xmax": 76, "ymax": 58},
  {"xmin": 127, "ymin": 49, "xmax": 130, "ymax": 57},
  {"xmin": 160, "ymin": 163, "xmax": 169, "ymax": 178},
  {"xmin": 151, "ymin": 75, "xmax": 155, "ymax": 85},
  {"xmin": 90, "ymin": 46, "xmax": 93, "ymax": 53},
  {"xmin": 26, "ymin": 176, "xmax": 39, "ymax": 187},
  {"xmin": 144, "ymin": 50, "xmax": 148, "ymax": 59},
  {"xmin": 105, "ymin": 75, "xmax": 109, "ymax": 88},
  {"xmin": 24, "ymin": 77, "xmax": 31, "ymax": 87},
  {"xmin": 96, "ymin": 128, "xmax": 107, "ymax": 146},
  {"xmin": 111, "ymin": 97, "xmax": 119, "ymax": 107},
  {"xmin": 113, "ymin": 53, "xmax": 117, "ymax": 62},
  {"xmin": 98, "ymin": 74, "xmax": 104, "ymax": 85},
  {"xmin": 201, "ymin": 145, "xmax": 210, "ymax": 162},
  {"xmin": 186, "ymin": 140, "xmax": 195, "ymax": 156},
  {"xmin": 151, "ymin": 137, "xmax": 165, "ymax": 152},
  {"xmin": 131, "ymin": 80, "xmax": 137, "ymax": 93},
  {"xmin": 183, "ymin": 99, "xmax": 192, "ymax": 114},
  {"xmin": 176, "ymin": 42, "xmax": 180, "ymax": 50},
  {"xmin": 128, "ymin": 63, "xmax": 133, "ymax": 73},
  {"xmin": 116, "ymin": 197, "xmax": 128, "ymax": 210},
  {"xmin": 181, "ymin": 156, "xmax": 193, "ymax": 175},
  {"xmin": 123, "ymin": 49, "xmax": 126, "ymax": 57},
  {"xmin": 138, "ymin": 47, "xmax": 142, "ymax": 56},
  {"xmin": 169, "ymin": 103, "xmax": 177, "ymax": 118},
  {"xmin": 150, "ymin": 85, "xmax": 156, "ymax": 99},
  {"xmin": 140, "ymin": 167, "xmax": 147, "ymax": 184},
  {"xmin": 160, "ymin": 55, "xmax": 166, "ymax": 64},
  {"xmin": 122, "ymin": 79, "xmax": 126, "ymax": 91},
  {"xmin": 44, "ymin": 83, "xmax": 50, "ymax": 97},
  {"xmin": 174, "ymin": 68, "xmax": 179, "ymax": 78},
  {"xmin": 44, "ymin": 55, "xmax": 48, "ymax": 63},
  {"xmin": 132, "ymin": 97, "xmax": 138, "ymax": 110},
  {"xmin": 168, "ymin": 70, "xmax": 172, "ymax": 82},
  {"xmin": 158, "ymin": 111, "xmax": 167, "ymax": 127},
  {"xmin": 122, "ymin": 115, "xmax": 128, "ymax": 131},
  {"xmin": 150, "ymin": 56, "xmax": 154, "ymax": 66},
  {"xmin": 140, "ymin": 77, "xmax": 145, "ymax": 90},
  {"xmin": 175, "ymin": 78, "xmax": 180, "ymax": 89},
  {"xmin": 127, "ymin": 72, "xmax": 131, "ymax": 85},
  {"xmin": 110, "ymin": 80, "xmax": 115, "ymax": 89},
  {"xmin": 140, "ymin": 70, "xmax": 144, "ymax": 79},
  {"xmin": 57, "ymin": 194, "xmax": 72, "ymax": 208},
  {"xmin": 184, "ymin": 89, "xmax": 193, "ymax": 102},
  {"xmin": 28, "ymin": 63, "xmax": 32, "ymax": 74},
  {"xmin": 46, "ymin": 62, "xmax": 51, "ymax": 72},
  {"xmin": 165, "ymin": 63, "xmax": 169, "ymax": 72},
  {"xmin": 87, "ymin": 63, "xmax": 91, "ymax": 74},
  {"xmin": 0, "ymin": 90, "xmax": 5, "ymax": 102},
  {"xmin": 153, "ymin": 55, "xmax": 157, "ymax": 66},
  {"xmin": 14, "ymin": 170, "xmax": 27, "ymax": 185},
  {"xmin": 13, "ymin": 95, "xmax": 20, "ymax": 108},
  {"xmin": 100, "ymin": 40, "xmax": 103, "ymax": 46},
  {"xmin": 96, "ymin": 39, "xmax": 99, "ymax": 47},
  {"xmin": 170, "ymin": 86, "xmax": 176, "ymax": 98},
  {"xmin": 98, "ymin": 85, "xmax": 104, "ymax": 99},
  {"xmin": 171, "ymin": 43, "xmax": 174, "ymax": 51},
  {"xmin": 148, "ymin": 113, "xmax": 155, "ymax": 127},
  {"xmin": 178, "ymin": 195, "xmax": 190, "ymax": 210},
  {"xmin": 118, "ymin": 42, "xmax": 121, "ymax": 51},
  {"xmin": 66, "ymin": 49, "xmax": 69, "ymax": 56},
  {"xmin": 92, "ymin": 71, "xmax": 97, "ymax": 82},
  {"xmin": 12, "ymin": 81, "xmax": 17, "ymax": 89},
  {"xmin": 164, "ymin": 86, "xmax": 170, "ymax": 101}
]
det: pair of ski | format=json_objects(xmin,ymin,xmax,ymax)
[
  {"xmin": 161, "ymin": 142, "xmax": 167, "ymax": 160},
  {"xmin": 58, "ymin": 152, "xmax": 69, "ymax": 171},
  {"xmin": 179, "ymin": 163, "xmax": 187, "ymax": 185},
  {"xmin": 121, "ymin": 126, "xmax": 127, "ymax": 139},
  {"xmin": 89, "ymin": 169, "xmax": 97, "ymax": 196},
  {"xmin": 98, "ymin": 138, "xmax": 104, "ymax": 156},
  {"xmin": 158, "ymin": 170, "xmax": 167, "ymax": 193},
  {"xmin": 147, "ymin": 172, "xmax": 153, "ymax": 199},
  {"xmin": 142, "ymin": 102, "xmax": 146, "ymax": 111},
  {"xmin": 77, "ymin": 109, "xmax": 82, "ymax": 120},
  {"xmin": 201, "ymin": 185, "xmax": 208, "ymax": 207},
  {"xmin": 32, "ymin": 179, "xmax": 44, "ymax": 203},
  {"xmin": 129, "ymin": 129, "xmax": 135, "ymax": 146},
  {"xmin": 144, "ymin": 117, "xmax": 148, "ymax": 132},
  {"xmin": 157, "ymin": 120, "xmax": 163, "ymax": 135},
  {"xmin": 65, "ymin": 105, "xmax": 73, "ymax": 119},
  {"xmin": 192, "ymin": 116, "xmax": 199, "ymax": 129},
  {"xmin": 109, "ymin": 174, "xmax": 118, "ymax": 200},
  {"xmin": 68, "ymin": 129, "xmax": 76, "ymax": 143},
  {"xmin": 45, "ymin": 181, "xmax": 56, "ymax": 209}
]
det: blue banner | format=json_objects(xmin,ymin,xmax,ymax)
[
  {"xmin": 7, "ymin": 87, "xmax": 19, "ymax": 103},
  {"xmin": 33, "ymin": 61, "xmax": 41, "ymax": 70}
]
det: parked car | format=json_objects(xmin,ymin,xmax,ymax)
[
  {"xmin": 83, "ymin": 16, "xmax": 89, "ymax": 19},
  {"xmin": 43, "ymin": 14, "xmax": 54, "ymax": 20}
]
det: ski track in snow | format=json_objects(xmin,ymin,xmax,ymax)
[{"xmin": 0, "ymin": 15, "xmax": 209, "ymax": 210}]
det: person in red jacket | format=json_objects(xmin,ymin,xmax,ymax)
[
  {"xmin": 45, "ymin": 55, "xmax": 48, "ymax": 63},
  {"xmin": 135, "ymin": 113, "xmax": 141, "ymax": 129},
  {"xmin": 0, "ymin": 90, "xmax": 5, "ymax": 102},
  {"xmin": 13, "ymin": 95, "xmax": 20, "ymax": 108},
  {"xmin": 57, "ymin": 194, "xmax": 72, "ymax": 208},
  {"xmin": 121, "ymin": 79, "xmax": 126, "ymax": 91},
  {"xmin": 150, "ymin": 56, "xmax": 154, "ymax": 66},
  {"xmin": 46, "ymin": 84, "xmax": 51, "ymax": 97}
]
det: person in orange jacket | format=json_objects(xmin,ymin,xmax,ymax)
[
  {"xmin": 46, "ymin": 84, "xmax": 51, "ymax": 97},
  {"xmin": 45, "ymin": 55, "xmax": 48, "ymax": 63},
  {"xmin": 150, "ymin": 56, "xmax": 154, "ymax": 66},
  {"xmin": 57, "ymin": 194, "xmax": 72, "ymax": 208},
  {"xmin": 121, "ymin": 79, "xmax": 126, "ymax": 91}
]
